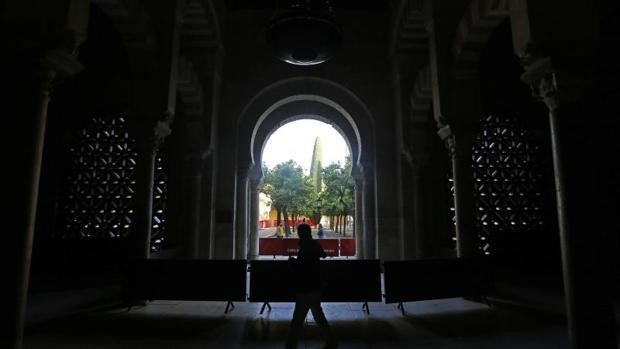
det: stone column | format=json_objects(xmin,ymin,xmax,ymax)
[
  {"xmin": 392, "ymin": 58, "xmax": 417, "ymax": 260},
  {"xmin": 10, "ymin": 56, "xmax": 81, "ymax": 349},
  {"xmin": 234, "ymin": 167, "xmax": 249, "ymax": 259},
  {"xmin": 437, "ymin": 124, "xmax": 477, "ymax": 257},
  {"xmin": 199, "ymin": 154, "xmax": 216, "ymax": 258},
  {"xmin": 5, "ymin": 2, "xmax": 88, "ymax": 348},
  {"xmin": 399, "ymin": 151, "xmax": 416, "ymax": 259},
  {"xmin": 510, "ymin": 1, "xmax": 617, "ymax": 346},
  {"xmin": 248, "ymin": 177, "xmax": 261, "ymax": 260},
  {"xmin": 134, "ymin": 117, "xmax": 172, "ymax": 259},
  {"xmin": 520, "ymin": 51, "xmax": 617, "ymax": 349},
  {"xmin": 361, "ymin": 171, "xmax": 376, "ymax": 259},
  {"xmin": 354, "ymin": 179, "xmax": 364, "ymax": 259},
  {"xmin": 411, "ymin": 160, "xmax": 430, "ymax": 259},
  {"xmin": 185, "ymin": 155, "xmax": 204, "ymax": 258},
  {"xmin": 129, "ymin": 0, "xmax": 179, "ymax": 260},
  {"xmin": 426, "ymin": 2, "xmax": 478, "ymax": 258}
]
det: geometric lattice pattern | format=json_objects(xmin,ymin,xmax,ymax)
[
  {"xmin": 446, "ymin": 168, "xmax": 457, "ymax": 250},
  {"xmin": 472, "ymin": 114, "xmax": 545, "ymax": 255},
  {"xmin": 151, "ymin": 155, "xmax": 168, "ymax": 250},
  {"xmin": 58, "ymin": 115, "xmax": 167, "ymax": 252}
]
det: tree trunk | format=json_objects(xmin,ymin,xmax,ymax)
[
  {"xmin": 291, "ymin": 214, "xmax": 296, "ymax": 232},
  {"xmin": 337, "ymin": 216, "xmax": 341, "ymax": 235},
  {"xmin": 334, "ymin": 216, "xmax": 338, "ymax": 234},
  {"xmin": 336, "ymin": 216, "xmax": 340, "ymax": 235},
  {"xmin": 276, "ymin": 207, "xmax": 282, "ymax": 227},
  {"xmin": 283, "ymin": 207, "xmax": 291, "ymax": 236}
]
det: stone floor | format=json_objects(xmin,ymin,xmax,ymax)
[{"xmin": 24, "ymin": 298, "xmax": 573, "ymax": 349}]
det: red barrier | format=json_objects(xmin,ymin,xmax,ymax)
[
  {"xmin": 340, "ymin": 239, "xmax": 356, "ymax": 256},
  {"xmin": 259, "ymin": 238, "xmax": 354, "ymax": 257},
  {"xmin": 259, "ymin": 238, "xmax": 285, "ymax": 255},
  {"xmin": 282, "ymin": 238, "xmax": 299, "ymax": 256},
  {"xmin": 318, "ymin": 239, "xmax": 339, "ymax": 256}
]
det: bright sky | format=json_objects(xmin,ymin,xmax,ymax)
[{"xmin": 262, "ymin": 119, "xmax": 350, "ymax": 174}]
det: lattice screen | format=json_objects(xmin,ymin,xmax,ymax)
[
  {"xmin": 472, "ymin": 114, "xmax": 545, "ymax": 255},
  {"xmin": 58, "ymin": 115, "xmax": 167, "ymax": 252},
  {"xmin": 447, "ymin": 168, "xmax": 457, "ymax": 250}
]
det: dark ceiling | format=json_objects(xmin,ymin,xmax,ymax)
[{"xmin": 226, "ymin": 0, "xmax": 389, "ymax": 12}]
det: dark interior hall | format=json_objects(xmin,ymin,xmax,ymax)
[{"xmin": 3, "ymin": 0, "xmax": 620, "ymax": 348}]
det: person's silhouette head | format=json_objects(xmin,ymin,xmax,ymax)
[{"xmin": 297, "ymin": 223, "xmax": 312, "ymax": 241}]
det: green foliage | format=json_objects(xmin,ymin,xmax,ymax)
[
  {"xmin": 321, "ymin": 156, "xmax": 354, "ymax": 217},
  {"xmin": 259, "ymin": 160, "xmax": 314, "ymax": 217},
  {"xmin": 259, "ymin": 156, "xmax": 354, "ymax": 226}
]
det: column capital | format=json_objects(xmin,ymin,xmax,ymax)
[
  {"xmin": 135, "ymin": 112, "xmax": 174, "ymax": 154},
  {"xmin": 354, "ymin": 177, "xmax": 363, "ymax": 189},
  {"xmin": 437, "ymin": 123, "xmax": 456, "ymax": 156},
  {"xmin": 185, "ymin": 154, "xmax": 205, "ymax": 174},
  {"xmin": 33, "ymin": 25, "xmax": 85, "ymax": 95},
  {"xmin": 519, "ymin": 42, "xmax": 590, "ymax": 112},
  {"xmin": 358, "ymin": 161, "xmax": 374, "ymax": 183},
  {"xmin": 43, "ymin": 47, "xmax": 84, "ymax": 76},
  {"xmin": 350, "ymin": 163, "xmax": 363, "ymax": 181},
  {"xmin": 519, "ymin": 43, "xmax": 559, "ymax": 111},
  {"xmin": 402, "ymin": 144, "xmax": 429, "ymax": 175},
  {"xmin": 246, "ymin": 164, "xmax": 262, "ymax": 187}
]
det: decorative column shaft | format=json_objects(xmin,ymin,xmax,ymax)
[
  {"xmin": 412, "ymin": 163, "xmax": 429, "ymax": 259},
  {"xmin": 199, "ymin": 155, "xmax": 216, "ymax": 258},
  {"xmin": 248, "ymin": 178, "xmax": 260, "ymax": 260},
  {"xmin": 185, "ymin": 156, "xmax": 204, "ymax": 258},
  {"xmin": 6, "ymin": 1, "xmax": 88, "ymax": 345},
  {"xmin": 426, "ymin": 2, "xmax": 478, "ymax": 258},
  {"xmin": 134, "ymin": 117, "xmax": 172, "ymax": 259},
  {"xmin": 354, "ymin": 179, "xmax": 364, "ymax": 259},
  {"xmin": 234, "ymin": 169, "xmax": 249, "ymax": 259},
  {"xmin": 520, "ymin": 51, "xmax": 617, "ymax": 348},
  {"xmin": 399, "ymin": 151, "xmax": 416, "ymax": 259},
  {"xmin": 361, "ymin": 175, "xmax": 376, "ymax": 259},
  {"xmin": 10, "ymin": 62, "xmax": 57, "ymax": 349},
  {"xmin": 437, "ymin": 124, "xmax": 477, "ymax": 257}
]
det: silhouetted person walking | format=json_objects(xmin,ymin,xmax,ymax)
[{"xmin": 285, "ymin": 223, "xmax": 337, "ymax": 349}]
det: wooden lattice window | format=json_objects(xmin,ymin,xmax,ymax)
[
  {"xmin": 57, "ymin": 115, "xmax": 168, "ymax": 252},
  {"xmin": 472, "ymin": 114, "xmax": 545, "ymax": 255}
]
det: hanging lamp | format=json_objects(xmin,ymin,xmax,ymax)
[{"xmin": 265, "ymin": 0, "xmax": 343, "ymax": 66}]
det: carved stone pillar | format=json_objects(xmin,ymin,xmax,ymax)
[
  {"xmin": 398, "ymin": 150, "xmax": 416, "ymax": 260},
  {"xmin": 361, "ymin": 170, "xmax": 376, "ymax": 259},
  {"xmin": 134, "ymin": 116, "xmax": 172, "ymax": 259},
  {"xmin": 5, "ymin": 1, "xmax": 88, "ymax": 347},
  {"xmin": 248, "ymin": 177, "xmax": 261, "ymax": 260},
  {"xmin": 437, "ymin": 124, "xmax": 477, "ymax": 258},
  {"xmin": 354, "ymin": 179, "xmax": 364, "ymax": 259},
  {"xmin": 411, "ymin": 159, "xmax": 430, "ymax": 259},
  {"xmin": 184, "ymin": 155, "xmax": 204, "ymax": 258},
  {"xmin": 234, "ymin": 167, "xmax": 249, "ymax": 259},
  {"xmin": 426, "ymin": 2, "xmax": 478, "ymax": 258},
  {"xmin": 199, "ymin": 154, "xmax": 216, "ymax": 258},
  {"xmin": 520, "ymin": 48, "xmax": 617, "ymax": 348},
  {"xmin": 10, "ymin": 56, "xmax": 81, "ymax": 349}
]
